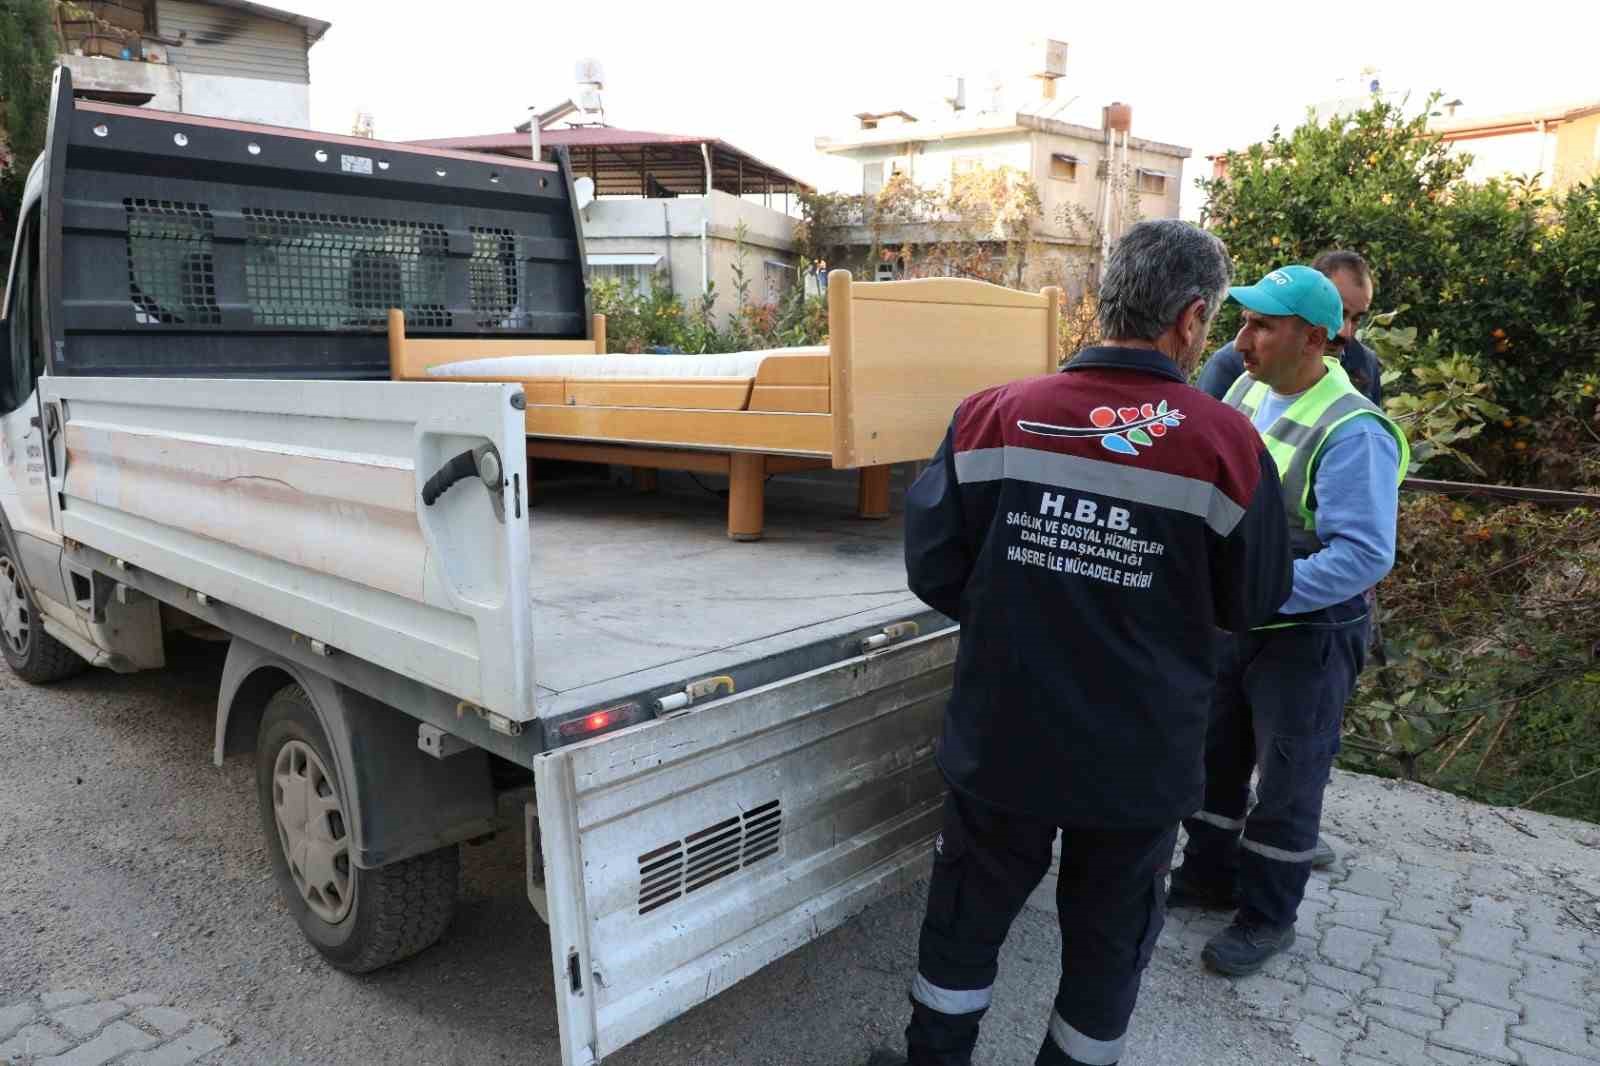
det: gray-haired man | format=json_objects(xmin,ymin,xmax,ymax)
[{"xmin": 868, "ymin": 220, "xmax": 1292, "ymax": 1066}]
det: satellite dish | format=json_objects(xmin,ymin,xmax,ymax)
[
  {"xmin": 573, "ymin": 176, "xmax": 595, "ymax": 210},
  {"xmin": 575, "ymin": 58, "xmax": 605, "ymax": 87}
]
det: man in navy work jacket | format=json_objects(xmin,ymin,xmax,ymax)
[
  {"xmin": 1169, "ymin": 266, "xmax": 1407, "ymax": 978},
  {"xmin": 867, "ymin": 219, "xmax": 1293, "ymax": 1066},
  {"xmin": 1196, "ymin": 250, "xmax": 1381, "ymax": 872}
]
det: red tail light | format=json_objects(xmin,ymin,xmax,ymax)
[{"xmin": 557, "ymin": 703, "xmax": 640, "ymax": 740}]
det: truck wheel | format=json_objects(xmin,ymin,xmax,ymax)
[
  {"xmin": 0, "ymin": 549, "xmax": 86, "ymax": 683},
  {"xmin": 255, "ymin": 684, "xmax": 459, "ymax": 973}
]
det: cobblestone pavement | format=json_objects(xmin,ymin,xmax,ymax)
[
  {"xmin": 1030, "ymin": 770, "xmax": 1600, "ymax": 1066},
  {"xmin": 0, "ymin": 992, "xmax": 228, "ymax": 1066},
  {"xmin": 7, "ymin": 671, "xmax": 1595, "ymax": 1066}
]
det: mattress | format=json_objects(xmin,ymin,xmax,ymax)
[{"xmin": 425, "ymin": 347, "xmax": 823, "ymax": 380}]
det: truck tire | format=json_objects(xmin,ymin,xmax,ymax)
[
  {"xmin": 0, "ymin": 548, "xmax": 87, "ymax": 683},
  {"xmin": 255, "ymin": 683, "xmax": 459, "ymax": 973}
]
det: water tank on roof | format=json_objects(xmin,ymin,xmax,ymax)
[
  {"xmin": 1031, "ymin": 38, "xmax": 1067, "ymax": 79},
  {"xmin": 1103, "ymin": 101, "xmax": 1132, "ymax": 133}
]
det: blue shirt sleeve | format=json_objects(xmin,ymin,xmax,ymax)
[
  {"xmin": 1195, "ymin": 344, "xmax": 1244, "ymax": 401},
  {"xmin": 1280, "ymin": 415, "xmax": 1401, "ymax": 615}
]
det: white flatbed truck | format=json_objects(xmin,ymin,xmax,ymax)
[{"xmin": 0, "ymin": 69, "xmax": 953, "ymax": 1063}]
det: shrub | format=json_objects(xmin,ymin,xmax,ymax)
[
  {"xmin": 1200, "ymin": 98, "xmax": 1600, "ymax": 483},
  {"xmin": 1344, "ymin": 496, "xmax": 1600, "ymax": 822}
]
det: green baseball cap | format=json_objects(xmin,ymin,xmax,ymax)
[{"xmin": 1228, "ymin": 265, "xmax": 1344, "ymax": 336}]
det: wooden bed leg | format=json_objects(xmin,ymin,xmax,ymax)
[
  {"xmin": 633, "ymin": 467, "xmax": 658, "ymax": 493},
  {"xmin": 856, "ymin": 464, "xmax": 892, "ymax": 520},
  {"xmin": 728, "ymin": 453, "xmax": 766, "ymax": 541}
]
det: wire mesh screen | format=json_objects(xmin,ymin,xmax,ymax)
[
  {"xmin": 125, "ymin": 199, "xmax": 222, "ymax": 326},
  {"xmin": 469, "ymin": 227, "xmax": 524, "ymax": 329},
  {"xmin": 242, "ymin": 208, "xmax": 452, "ymax": 329}
]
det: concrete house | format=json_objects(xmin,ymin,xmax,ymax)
[
  {"xmin": 813, "ymin": 41, "xmax": 1190, "ymax": 295},
  {"xmin": 1431, "ymin": 100, "xmax": 1600, "ymax": 192},
  {"xmin": 55, "ymin": 0, "xmax": 329, "ymax": 129},
  {"xmin": 415, "ymin": 114, "xmax": 812, "ymax": 319},
  {"xmin": 1208, "ymin": 98, "xmax": 1600, "ymax": 196}
]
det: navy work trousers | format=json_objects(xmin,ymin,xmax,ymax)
[
  {"xmin": 1180, "ymin": 624, "xmax": 1366, "ymax": 928},
  {"xmin": 905, "ymin": 790, "xmax": 1177, "ymax": 1066}
]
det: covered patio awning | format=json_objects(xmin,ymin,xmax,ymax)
[{"xmin": 408, "ymin": 128, "xmax": 814, "ymax": 200}]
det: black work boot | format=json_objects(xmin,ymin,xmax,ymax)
[
  {"xmin": 1165, "ymin": 865, "xmax": 1238, "ymax": 910},
  {"xmin": 1201, "ymin": 919, "xmax": 1296, "ymax": 976}
]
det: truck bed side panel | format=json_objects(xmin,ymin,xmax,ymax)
[{"xmin": 39, "ymin": 375, "xmax": 537, "ymax": 720}]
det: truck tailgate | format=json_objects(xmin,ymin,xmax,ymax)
[
  {"xmin": 38, "ymin": 376, "xmax": 538, "ymax": 721},
  {"xmin": 536, "ymin": 626, "xmax": 953, "ymax": 1065}
]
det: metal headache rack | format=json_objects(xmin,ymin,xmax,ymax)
[{"xmin": 42, "ymin": 75, "xmax": 590, "ymax": 379}]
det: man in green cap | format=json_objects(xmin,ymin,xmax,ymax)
[{"xmin": 1169, "ymin": 265, "xmax": 1409, "ymax": 976}]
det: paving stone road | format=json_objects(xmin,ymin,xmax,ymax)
[
  {"xmin": 6, "ymin": 648, "xmax": 1597, "ymax": 1066},
  {"xmin": 0, "ymin": 993, "xmax": 228, "ymax": 1066},
  {"xmin": 1027, "ymin": 771, "xmax": 1600, "ymax": 1066}
]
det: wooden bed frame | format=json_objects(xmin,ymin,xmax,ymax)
[{"xmin": 389, "ymin": 270, "xmax": 1061, "ymax": 539}]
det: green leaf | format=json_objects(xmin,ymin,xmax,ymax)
[{"xmin": 1128, "ymin": 428, "xmax": 1154, "ymax": 446}]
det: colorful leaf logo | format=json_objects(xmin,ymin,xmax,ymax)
[
  {"xmin": 1086, "ymin": 400, "xmax": 1184, "ymax": 454},
  {"xmin": 1017, "ymin": 399, "xmax": 1184, "ymax": 455}
]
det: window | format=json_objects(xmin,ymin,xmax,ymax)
[
  {"xmin": 763, "ymin": 260, "xmax": 795, "ymax": 304},
  {"xmin": 2, "ymin": 208, "xmax": 41, "ymax": 414},
  {"xmin": 1137, "ymin": 169, "xmax": 1169, "ymax": 195},
  {"xmin": 1049, "ymin": 153, "xmax": 1079, "ymax": 181},
  {"xmin": 951, "ymin": 156, "xmax": 983, "ymax": 177},
  {"xmin": 469, "ymin": 227, "xmax": 523, "ymax": 329},
  {"xmin": 591, "ymin": 264, "xmax": 648, "ymax": 291},
  {"xmin": 588, "ymin": 253, "xmax": 664, "ymax": 294},
  {"xmin": 125, "ymin": 198, "xmax": 222, "ymax": 326},
  {"xmin": 863, "ymin": 162, "xmax": 884, "ymax": 196},
  {"xmin": 241, "ymin": 207, "xmax": 450, "ymax": 329}
]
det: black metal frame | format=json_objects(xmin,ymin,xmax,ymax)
[{"xmin": 39, "ymin": 67, "xmax": 589, "ymax": 380}]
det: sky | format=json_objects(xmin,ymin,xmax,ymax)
[{"xmin": 303, "ymin": 0, "xmax": 1600, "ymax": 218}]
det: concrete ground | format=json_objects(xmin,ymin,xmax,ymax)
[{"xmin": 3, "ymin": 638, "xmax": 1597, "ymax": 1065}]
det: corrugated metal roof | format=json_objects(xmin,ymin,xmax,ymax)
[
  {"xmin": 192, "ymin": 0, "xmax": 330, "ymax": 42},
  {"xmin": 409, "ymin": 128, "xmax": 814, "ymax": 195},
  {"xmin": 157, "ymin": 0, "xmax": 316, "ymax": 82}
]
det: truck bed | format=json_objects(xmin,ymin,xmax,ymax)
[{"xmin": 528, "ymin": 471, "xmax": 929, "ymax": 718}]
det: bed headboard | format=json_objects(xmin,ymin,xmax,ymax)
[
  {"xmin": 388, "ymin": 309, "xmax": 608, "ymax": 380},
  {"xmin": 826, "ymin": 270, "xmax": 1060, "ymax": 469}
]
